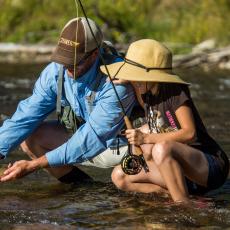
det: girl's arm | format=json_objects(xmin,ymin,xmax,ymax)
[{"xmin": 126, "ymin": 105, "xmax": 197, "ymax": 145}]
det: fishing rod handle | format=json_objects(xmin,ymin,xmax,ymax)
[{"xmin": 124, "ymin": 116, "xmax": 143, "ymax": 156}]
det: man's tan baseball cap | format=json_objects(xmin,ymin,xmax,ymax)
[{"xmin": 51, "ymin": 17, "xmax": 103, "ymax": 67}]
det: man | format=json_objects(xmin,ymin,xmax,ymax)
[{"xmin": 0, "ymin": 17, "xmax": 135, "ymax": 183}]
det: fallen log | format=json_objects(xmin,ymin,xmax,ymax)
[{"xmin": 0, "ymin": 42, "xmax": 230, "ymax": 69}]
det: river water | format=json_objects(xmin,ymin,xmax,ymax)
[{"xmin": 0, "ymin": 63, "xmax": 229, "ymax": 229}]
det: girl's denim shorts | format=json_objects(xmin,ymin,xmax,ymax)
[{"xmin": 185, "ymin": 151, "xmax": 229, "ymax": 195}]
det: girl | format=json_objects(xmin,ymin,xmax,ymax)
[{"xmin": 100, "ymin": 39, "xmax": 229, "ymax": 203}]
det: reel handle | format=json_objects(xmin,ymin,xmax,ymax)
[
  {"xmin": 124, "ymin": 116, "xmax": 149, "ymax": 173},
  {"xmin": 124, "ymin": 116, "xmax": 143, "ymax": 156}
]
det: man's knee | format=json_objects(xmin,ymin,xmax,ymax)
[
  {"xmin": 111, "ymin": 166, "xmax": 128, "ymax": 190},
  {"xmin": 20, "ymin": 141, "xmax": 29, "ymax": 154},
  {"xmin": 20, "ymin": 127, "xmax": 46, "ymax": 158},
  {"xmin": 20, "ymin": 136, "xmax": 34, "ymax": 153},
  {"xmin": 20, "ymin": 138, "xmax": 37, "ymax": 159},
  {"xmin": 20, "ymin": 137, "xmax": 36, "ymax": 159},
  {"xmin": 152, "ymin": 141, "xmax": 174, "ymax": 166}
]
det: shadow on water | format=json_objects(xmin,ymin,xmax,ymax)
[{"xmin": 0, "ymin": 63, "xmax": 230, "ymax": 229}]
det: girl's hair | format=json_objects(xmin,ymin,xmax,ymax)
[{"xmin": 145, "ymin": 82, "xmax": 165, "ymax": 106}]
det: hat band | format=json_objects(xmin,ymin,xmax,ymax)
[{"xmin": 124, "ymin": 57, "xmax": 172, "ymax": 72}]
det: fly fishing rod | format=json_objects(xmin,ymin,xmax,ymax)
[{"xmin": 76, "ymin": 0, "xmax": 149, "ymax": 175}]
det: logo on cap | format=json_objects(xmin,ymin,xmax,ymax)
[{"xmin": 58, "ymin": 37, "xmax": 79, "ymax": 47}]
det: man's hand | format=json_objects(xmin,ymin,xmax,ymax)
[
  {"xmin": 0, "ymin": 156, "xmax": 48, "ymax": 182},
  {"xmin": 125, "ymin": 128, "xmax": 147, "ymax": 145},
  {"xmin": 106, "ymin": 77, "xmax": 129, "ymax": 85}
]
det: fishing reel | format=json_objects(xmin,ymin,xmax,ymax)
[{"xmin": 121, "ymin": 145, "xmax": 149, "ymax": 175}]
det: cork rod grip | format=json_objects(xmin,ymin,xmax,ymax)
[{"xmin": 124, "ymin": 116, "xmax": 143, "ymax": 156}]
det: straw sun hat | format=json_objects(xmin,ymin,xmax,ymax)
[{"xmin": 100, "ymin": 39, "xmax": 189, "ymax": 84}]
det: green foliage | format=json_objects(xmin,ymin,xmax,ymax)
[{"xmin": 0, "ymin": 0, "xmax": 230, "ymax": 53}]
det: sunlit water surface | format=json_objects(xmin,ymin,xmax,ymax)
[{"xmin": 0, "ymin": 64, "xmax": 229, "ymax": 229}]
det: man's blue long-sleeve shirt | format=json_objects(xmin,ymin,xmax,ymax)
[{"xmin": 0, "ymin": 58, "xmax": 135, "ymax": 166}]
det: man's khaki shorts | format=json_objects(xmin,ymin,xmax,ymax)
[{"xmin": 79, "ymin": 145, "xmax": 128, "ymax": 168}]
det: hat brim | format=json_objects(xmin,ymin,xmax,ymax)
[
  {"xmin": 100, "ymin": 61, "xmax": 190, "ymax": 85},
  {"xmin": 50, "ymin": 45, "xmax": 85, "ymax": 67}
]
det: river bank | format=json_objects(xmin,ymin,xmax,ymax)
[{"xmin": 1, "ymin": 40, "xmax": 230, "ymax": 70}]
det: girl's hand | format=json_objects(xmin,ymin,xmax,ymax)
[
  {"xmin": 125, "ymin": 128, "xmax": 146, "ymax": 145},
  {"xmin": 139, "ymin": 124, "xmax": 150, "ymax": 133}
]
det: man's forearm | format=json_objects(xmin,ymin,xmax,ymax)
[{"xmin": 30, "ymin": 155, "xmax": 49, "ymax": 171}]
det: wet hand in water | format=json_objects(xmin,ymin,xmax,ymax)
[
  {"xmin": 125, "ymin": 128, "xmax": 146, "ymax": 145},
  {"xmin": 0, "ymin": 160, "xmax": 35, "ymax": 182}
]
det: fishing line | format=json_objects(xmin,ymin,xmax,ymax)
[
  {"xmin": 75, "ymin": 0, "xmax": 149, "ymax": 174},
  {"xmin": 74, "ymin": 0, "xmax": 79, "ymax": 80},
  {"xmin": 76, "ymin": 0, "xmax": 126, "ymax": 117}
]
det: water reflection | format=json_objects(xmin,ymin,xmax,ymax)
[{"xmin": 0, "ymin": 64, "xmax": 229, "ymax": 229}]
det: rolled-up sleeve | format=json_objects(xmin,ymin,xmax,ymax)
[
  {"xmin": 0, "ymin": 63, "xmax": 57, "ymax": 157},
  {"xmin": 46, "ymin": 83, "xmax": 135, "ymax": 166}
]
